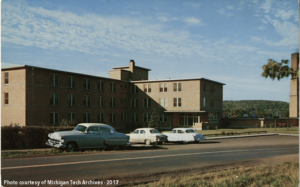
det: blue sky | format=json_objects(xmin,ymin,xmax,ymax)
[{"xmin": 1, "ymin": 0, "xmax": 299, "ymax": 102}]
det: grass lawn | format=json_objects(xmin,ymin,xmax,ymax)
[
  {"xmin": 134, "ymin": 161, "xmax": 299, "ymax": 187},
  {"xmin": 199, "ymin": 127, "xmax": 298, "ymax": 135}
]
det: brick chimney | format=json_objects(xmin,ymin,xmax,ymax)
[
  {"xmin": 289, "ymin": 53, "xmax": 299, "ymax": 118},
  {"xmin": 129, "ymin": 59, "xmax": 135, "ymax": 73}
]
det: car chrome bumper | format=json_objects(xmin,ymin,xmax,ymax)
[{"xmin": 46, "ymin": 140, "xmax": 66, "ymax": 149}]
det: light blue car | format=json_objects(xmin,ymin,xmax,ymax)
[{"xmin": 46, "ymin": 123, "xmax": 130, "ymax": 152}]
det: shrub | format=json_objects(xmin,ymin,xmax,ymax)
[
  {"xmin": 269, "ymin": 123, "xmax": 274, "ymax": 128},
  {"xmin": 1, "ymin": 125, "xmax": 74, "ymax": 150},
  {"xmin": 206, "ymin": 126, "xmax": 211, "ymax": 130}
]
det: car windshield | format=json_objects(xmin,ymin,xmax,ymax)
[
  {"xmin": 74, "ymin": 125, "xmax": 87, "ymax": 132},
  {"xmin": 150, "ymin": 129, "xmax": 160, "ymax": 134},
  {"xmin": 185, "ymin": 129, "xmax": 195, "ymax": 133}
]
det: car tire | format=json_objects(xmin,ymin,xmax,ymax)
[
  {"xmin": 66, "ymin": 142, "xmax": 76, "ymax": 152},
  {"xmin": 110, "ymin": 145, "xmax": 119, "ymax": 150},
  {"xmin": 145, "ymin": 139, "xmax": 151, "ymax": 145}
]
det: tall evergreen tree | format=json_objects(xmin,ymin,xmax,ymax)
[{"xmin": 148, "ymin": 109, "xmax": 161, "ymax": 128}]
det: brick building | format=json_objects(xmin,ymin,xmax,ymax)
[{"xmin": 1, "ymin": 60, "xmax": 225, "ymax": 129}]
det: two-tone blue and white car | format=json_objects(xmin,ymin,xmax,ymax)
[{"xmin": 46, "ymin": 123, "xmax": 130, "ymax": 151}]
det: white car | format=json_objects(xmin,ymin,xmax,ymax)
[
  {"xmin": 163, "ymin": 128, "xmax": 206, "ymax": 143},
  {"xmin": 127, "ymin": 128, "xmax": 168, "ymax": 145}
]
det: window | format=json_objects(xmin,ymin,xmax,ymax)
[
  {"xmin": 50, "ymin": 74, "xmax": 59, "ymax": 86},
  {"xmin": 121, "ymin": 98, "xmax": 128, "ymax": 104},
  {"xmin": 5, "ymin": 72, "xmax": 9, "ymax": 84},
  {"xmin": 68, "ymin": 94, "xmax": 76, "ymax": 106},
  {"xmin": 144, "ymin": 84, "xmax": 151, "ymax": 93},
  {"xmin": 110, "ymin": 98, "xmax": 116, "ymax": 107},
  {"xmin": 111, "ymin": 82, "xmax": 116, "ymax": 92},
  {"xmin": 174, "ymin": 82, "xmax": 182, "ymax": 92},
  {"xmin": 87, "ymin": 126, "xmax": 99, "ymax": 133},
  {"xmin": 131, "ymin": 98, "xmax": 138, "ymax": 108},
  {"xmin": 84, "ymin": 113, "xmax": 91, "ymax": 122},
  {"xmin": 208, "ymin": 113, "xmax": 218, "ymax": 123},
  {"xmin": 160, "ymin": 113, "xmax": 167, "ymax": 123},
  {"xmin": 98, "ymin": 80, "xmax": 104, "ymax": 91},
  {"xmin": 140, "ymin": 130, "xmax": 146, "ymax": 134},
  {"xmin": 84, "ymin": 78, "xmax": 91, "ymax": 90},
  {"xmin": 160, "ymin": 83, "xmax": 168, "ymax": 92},
  {"xmin": 144, "ymin": 113, "xmax": 151, "ymax": 122},
  {"xmin": 131, "ymin": 85, "xmax": 139, "ymax": 93},
  {"xmin": 50, "ymin": 93, "xmax": 59, "ymax": 106},
  {"xmin": 68, "ymin": 113, "xmax": 76, "ymax": 123},
  {"xmin": 98, "ymin": 113, "xmax": 104, "ymax": 123},
  {"xmin": 84, "ymin": 96, "xmax": 91, "ymax": 107},
  {"xmin": 203, "ymin": 97, "xmax": 206, "ymax": 107},
  {"xmin": 122, "ymin": 113, "xmax": 127, "ymax": 122},
  {"xmin": 4, "ymin": 93, "xmax": 9, "ymax": 104},
  {"xmin": 159, "ymin": 98, "xmax": 168, "ymax": 108},
  {"xmin": 50, "ymin": 113, "xmax": 59, "ymax": 125},
  {"xmin": 110, "ymin": 113, "xmax": 116, "ymax": 123},
  {"xmin": 68, "ymin": 76, "xmax": 76, "ymax": 88},
  {"xmin": 210, "ymin": 84, "xmax": 214, "ymax": 93},
  {"xmin": 173, "ymin": 98, "xmax": 182, "ymax": 107},
  {"xmin": 131, "ymin": 113, "xmax": 138, "ymax": 122},
  {"xmin": 210, "ymin": 98, "xmax": 214, "ymax": 108},
  {"xmin": 143, "ymin": 98, "xmax": 151, "ymax": 108},
  {"xmin": 98, "ymin": 96, "xmax": 104, "ymax": 107},
  {"xmin": 179, "ymin": 113, "xmax": 200, "ymax": 126}
]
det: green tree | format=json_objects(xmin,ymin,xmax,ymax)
[
  {"xmin": 148, "ymin": 109, "xmax": 161, "ymax": 128},
  {"xmin": 261, "ymin": 59, "xmax": 298, "ymax": 80}
]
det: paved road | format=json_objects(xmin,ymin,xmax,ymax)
[{"xmin": 1, "ymin": 135, "xmax": 298, "ymax": 186}]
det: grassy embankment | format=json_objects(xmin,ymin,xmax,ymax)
[{"xmin": 134, "ymin": 161, "xmax": 299, "ymax": 187}]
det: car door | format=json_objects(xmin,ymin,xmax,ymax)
[
  {"xmin": 177, "ymin": 130, "xmax": 186, "ymax": 141},
  {"xmin": 84, "ymin": 126, "xmax": 103, "ymax": 147},
  {"xmin": 100, "ymin": 127, "xmax": 116, "ymax": 145},
  {"xmin": 138, "ymin": 130, "xmax": 146, "ymax": 143},
  {"xmin": 167, "ymin": 130, "xmax": 178, "ymax": 141},
  {"xmin": 130, "ymin": 130, "xmax": 139, "ymax": 143}
]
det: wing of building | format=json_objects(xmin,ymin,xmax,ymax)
[{"xmin": 1, "ymin": 60, "xmax": 225, "ymax": 129}]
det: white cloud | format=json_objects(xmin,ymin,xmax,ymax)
[
  {"xmin": 183, "ymin": 2, "xmax": 201, "ymax": 9},
  {"xmin": 219, "ymin": 8, "xmax": 233, "ymax": 17},
  {"xmin": 183, "ymin": 17, "xmax": 202, "ymax": 25},
  {"xmin": 260, "ymin": 0, "xmax": 272, "ymax": 13}
]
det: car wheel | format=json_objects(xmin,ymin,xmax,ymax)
[
  {"xmin": 66, "ymin": 142, "xmax": 76, "ymax": 152},
  {"xmin": 110, "ymin": 145, "xmax": 119, "ymax": 150},
  {"xmin": 145, "ymin": 139, "xmax": 151, "ymax": 145}
]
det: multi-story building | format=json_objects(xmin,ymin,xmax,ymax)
[{"xmin": 1, "ymin": 60, "xmax": 225, "ymax": 129}]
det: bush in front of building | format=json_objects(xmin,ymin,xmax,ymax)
[{"xmin": 1, "ymin": 124, "xmax": 74, "ymax": 150}]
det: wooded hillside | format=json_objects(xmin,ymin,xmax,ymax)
[{"xmin": 223, "ymin": 100, "xmax": 289, "ymax": 118}]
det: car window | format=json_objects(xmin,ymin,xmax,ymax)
[
  {"xmin": 74, "ymin": 125, "xmax": 87, "ymax": 132},
  {"xmin": 101, "ymin": 128, "xmax": 111, "ymax": 134},
  {"xmin": 185, "ymin": 129, "xmax": 195, "ymax": 133},
  {"xmin": 150, "ymin": 129, "xmax": 160, "ymax": 134},
  {"xmin": 134, "ymin": 130, "xmax": 139, "ymax": 134},
  {"xmin": 140, "ymin": 130, "xmax": 145, "ymax": 134},
  {"xmin": 87, "ymin": 127, "xmax": 99, "ymax": 133},
  {"xmin": 172, "ymin": 130, "xmax": 177, "ymax": 133},
  {"xmin": 178, "ymin": 130, "xmax": 184, "ymax": 134}
]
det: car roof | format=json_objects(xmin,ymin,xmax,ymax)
[
  {"xmin": 134, "ymin": 128, "xmax": 157, "ymax": 130},
  {"xmin": 77, "ymin": 123, "xmax": 114, "ymax": 129},
  {"xmin": 172, "ymin": 128, "xmax": 194, "ymax": 130}
]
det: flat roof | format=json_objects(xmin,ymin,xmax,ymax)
[
  {"xmin": 112, "ymin": 65, "xmax": 151, "ymax": 71},
  {"xmin": 1, "ymin": 65, "xmax": 129, "ymax": 83},
  {"xmin": 132, "ymin": 77, "xmax": 225, "ymax": 85}
]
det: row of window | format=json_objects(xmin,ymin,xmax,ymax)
[
  {"xmin": 142, "ymin": 82, "xmax": 182, "ymax": 93},
  {"xmin": 50, "ymin": 74, "xmax": 122, "ymax": 92},
  {"xmin": 203, "ymin": 82, "xmax": 215, "ymax": 93},
  {"xmin": 49, "ymin": 112, "xmax": 168, "ymax": 125}
]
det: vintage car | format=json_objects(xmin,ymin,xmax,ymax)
[
  {"xmin": 163, "ymin": 128, "xmax": 206, "ymax": 143},
  {"xmin": 46, "ymin": 123, "xmax": 130, "ymax": 151},
  {"xmin": 127, "ymin": 128, "xmax": 168, "ymax": 145}
]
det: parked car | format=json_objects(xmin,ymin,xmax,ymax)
[
  {"xmin": 46, "ymin": 123, "xmax": 130, "ymax": 152},
  {"xmin": 163, "ymin": 128, "xmax": 206, "ymax": 143},
  {"xmin": 127, "ymin": 128, "xmax": 168, "ymax": 145}
]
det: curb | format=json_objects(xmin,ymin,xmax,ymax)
[{"xmin": 206, "ymin": 133, "xmax": 279, "ymax": 140}]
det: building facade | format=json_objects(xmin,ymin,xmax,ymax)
[{"xmin": 1, "ymin": 60, "xmax": 225, "ymax": 129}]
